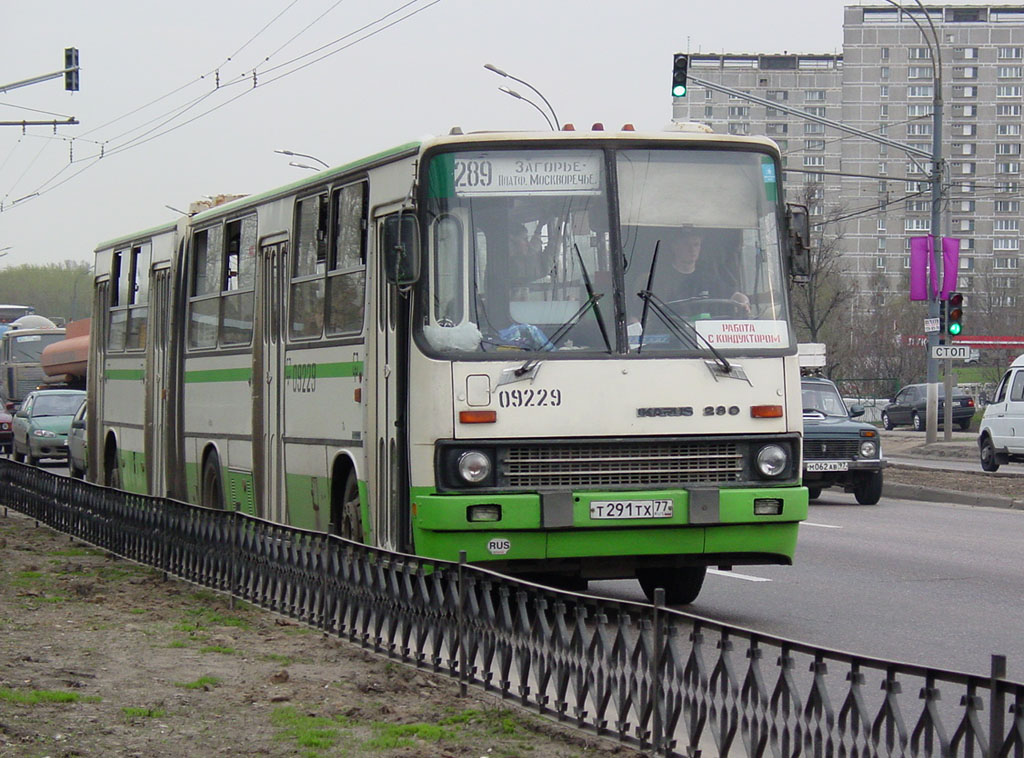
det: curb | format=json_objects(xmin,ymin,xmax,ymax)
[{"xmin": 883, "ymin": 482, "xmax": 1024, "ymax": 510}]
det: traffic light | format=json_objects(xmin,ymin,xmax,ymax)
[
  {"xmin": 64, "ymin": 47, "xmax": 79, "ymax": 92},
  {"xmin": 947, "ymin": 292, "xmax": 964, "ymax": 336},
  {"xmin": 672, "ymin": 54, "xmax": 688, "ymax": 97}
]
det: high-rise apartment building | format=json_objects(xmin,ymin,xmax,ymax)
[{"xmin": 674, "ymin": 4, "xmax": 1024, "ymax": 310}]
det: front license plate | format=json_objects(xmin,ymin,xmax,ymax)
[
  {"xmin": 590, "ymin": 499, "xmax": 674, "ymax": 520},
  {"xmin": 806, "ymin": 460, "xmax": 849, "ymax": 472}
]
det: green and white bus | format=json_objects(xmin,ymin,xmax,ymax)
[{"xmin": 89, "ymin": 125, "xmax": 810, "ymax": 603}]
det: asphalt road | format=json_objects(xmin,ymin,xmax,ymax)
[{"xmin": 593, "ymin": 490, "xmax": 1024, "ymax": 679}]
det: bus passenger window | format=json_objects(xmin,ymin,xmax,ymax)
[
  {"xmin": 291, "ymin": 195, "xmax": 327, "ymax": 339},
  {"xmin": 126, "ymin": 243, "xmax": 151, "ymax": 350},
  {"xmin": 221, "ymin": 216, "xmax": 257, "ymax": 345},
  {"xmin": 108, "ymin": 250, "xmax": 127, "ymax": 351},
  {"xmin": 326, "ymin": 182, "xmax": 366, "ymax": 336},
  {"xmin": 189, "ymin": 227, "xmax": 222, "ymax": 349}
]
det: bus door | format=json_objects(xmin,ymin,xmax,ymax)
[
  {"xmin": 88, "ymin": 280, "xmax": 110, "ymax": 483},
  {"xmin": 253, "ymin": 236, "xmax": 288, "ymax": 522},
  {"xmin": 145, "ymin": 265, "xmax": 172, "ymax": 495},
  {"xmin": 369, "ymin": 209, "xmax": 412, "ymax": 552}
]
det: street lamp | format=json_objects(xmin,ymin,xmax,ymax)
[
  {"xmin": 288, "ymin": 161, "xmax": 321, "ymax": 172},
  {"xmin": 484, "ymin": 63, "xmax": 560, "ymax": 129},
  {"xmin": 274, "ymin": 149, "xmax": 329, "ymax": 168},
  {"xmin": 882, "ymin": 0, "xmax": 945, "ymax": 443},
  {"xmin": 497, "ymin": 86, "xmax": 554, "ymax": 130}
]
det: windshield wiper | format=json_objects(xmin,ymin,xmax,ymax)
[
  {"xmin": 636, "ymin": 240, "xmax": 661, "ymax": 354},
  {"xmin": 573, "ymin": 242, "xmax": 612, "ymax": 354},
  {"xmin": 635, "ymin": 290, "xmax": 732, "ymax": 374},
  {"xmin": 511, "ymin": 292, "xmax": 605, "ymax": 378}
]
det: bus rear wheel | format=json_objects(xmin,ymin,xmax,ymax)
[
  {"xmin": 201, "ymin": 454, "xmax": 224, "ymax": 510},
  {"xmin": 637, "ymin": 565, "xmax": 707, "ymax": 605},
  {"xmin": 337, "ymin": 471, "xmax": 363, "ymax": 542}
]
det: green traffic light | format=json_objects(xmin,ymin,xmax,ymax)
[
  {"xmin": 672, "ymin": 84, "xmax": 687, "ymax": 97},
  {"xmin": 948, "ymin": 322, "xmax": 962, "ymax": 336}
]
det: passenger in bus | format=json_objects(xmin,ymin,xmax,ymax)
[{"xmin": 508, "ymin": 223, "xmax": 551, "ymax": 285}]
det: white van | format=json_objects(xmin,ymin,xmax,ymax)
[{"xmin": 978, "ymin": 354, "xmax": 1024, "ymax": 471}]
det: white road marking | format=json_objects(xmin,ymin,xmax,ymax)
[
  {"xmin": 708, "ymin": 568, "xmax": 771, "ymax": 582},
  {"xmin": 803, "ymin": 521, "xmax": 843, "ymax": 529}
]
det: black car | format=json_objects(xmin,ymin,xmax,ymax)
[
  {"xmin": 880, "ymin": 383, "xmax": 975, "ymax": 432},
  {"xmin": 801, "ymin": 376, "xmax": 886, "ymax": 504}
]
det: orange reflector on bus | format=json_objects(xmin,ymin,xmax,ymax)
[
  {"xmin": 459, "ymin": 410, "xmax": 497, "ymax": 424},
  {"xmin": 750, "ymin": 405, "xmax": 784, "ymax": 418},
  {"xmin": 354, "ymin": 387, "xmax": 362, "ymax": 403}
]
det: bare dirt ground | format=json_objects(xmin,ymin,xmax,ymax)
[
  {"xmin": 1, "ymin": 443, "xmax": 1018, "ymax": 758},
  {"xmin": 0, "ymin": 509, "xmax": 637, "ymax": 758}
]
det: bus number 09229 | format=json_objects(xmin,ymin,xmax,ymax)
[{"xmin": 497, "ymin": 388, "xmax": 562, "ymax": 408}]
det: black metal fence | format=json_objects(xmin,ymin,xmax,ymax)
[{"xmin": 1, "ymin": 458, "xmax": 1021, "ymax": 758}]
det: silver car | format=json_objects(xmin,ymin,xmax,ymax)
[{"xmin": 68, "ymin": 400, "xmax": 88, "ymax": 478}]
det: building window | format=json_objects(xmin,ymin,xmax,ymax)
[
  {"xmin": 728, "ymin": 105, "xmax": 750, "ymax": 118},
  {"xmin": 907, "ymin": 122, "xmax": 932, "ymax": 136},
  {"xmin": 704, "ymin": 106, "xmax": 713, "ymax": 118},
  {"xmin": 728, "ymin": 122, "xmax": 749, "ymax": 135},
  {"xmin": 957, "ymin": 123, "xmax": 977, "ymax": 136},
  {"xmin": 995, "ymin": 256, "xmax": 1020, "ymax": 269},
  {"xmin": 996, "ymin": 143, "xmax": 1022, "ymax": 155},
  {"xmin": 956, "ymin": 143, "xmax": 977, "ymax": 156},
  {"xmin": 999, "ymin": 47, "xmax": 1024, "ymax": 59},
  {"xmin": 881, "ymin": 47, "xmax": 890, "ymax": 59},
  {"xmin": 997, "ymin": 104, "xmax": 1023, "ymax": 116},
  {"xmin": 952, "ymin": 67, "xmax": 977, "ymax": 79},
  {"xmin": 995, "ymin": 219, "xmax": 1020, "ymax": 232},
  {"xmin": 805, "ymin": 89, "xmax": 826, "ymax": 102},
  {"xmin": 995, "ymin": 200, "xmax": 1020, "ymax": 212},
  {"xmin": 960, "ymin": 257, "xmax": 974, "ymax": 271},
  {"xmin": 804, "ymin": 122, "xmax": 825, "ymax": 135},
  {"xmin": 958, "ymin": 200, "xmax": 976, "ymax": 212},
  {"xmin": 994, "ymin": 238, "xmax": 1020, "ymax": 250},
  {"xmin": 805, "ymin": 106, "xmax": 826, "ymax": 117},
  {"xmin": 956, "ymin": 47, "xmax": 980, "ymax": 59},
  {"xmin": 999, "ymin": 66, "xmax": 1024, "ymax": 78},
  {"xmin": 877, "ymin": 217, "xmax": 887, "ymax": 232},
  {"xmin": 956, "ymin": 219, "xmax": 975, "ymax": 233},
  {"xmin": 997, "ymin": 85, "xmax": 1022, "ymax": 98},
  {"xmin": 998, "ymin": 123, "xmax": 1022, "ymax": 136},
  {"xmin": 880, "ymin": 104, "xmax": 890, "ymax": 118},
  {"xmin": 909, "ymin": 48, "xmax": 931, "ymax": 59},
  {"xmin": 766, "ymin": 123, "xmax": 788, "ymax": 135},
  {"xmin": 880, "ymin": 85, "xmax": 890, "ymax": 98},
  {"xmin": 880, "ymin": 66, "xmax": 890, "ymax": 79},
  {"xmin": 909, "ymin": 85, "xmax": 934, "ymax": 98},
  {"xmin": 997, "ymin": 162, "xmax": 1021, "ymax": 174},
  {"xmin": 905, "ymin": 218, "xmax": 931, "ymax": 232},
  {"xmin": 803, "ymin": 155, "xmax": 825, "ymax": 167},
  {"xmin": 876, "ymin": 256, "xmax": 886, "ymax": 268},
  {"xmin": 705, "ymin": 89, "xmax": 713, "ymax": 100},
  {"xmin": 766, "ymin": 90, "xmax": 788, "ymax": 101},
  {"xmin": 908, "ymin": 104, "xmax": 934, "ymax": 117},
  {"xmin": 953, "ymin": 86, "xmax": 978, "ymax": 98},
  {"xmin": 879, "ymin": 162, "xmax": 888, "ymax": 175},
  {"xmin": 910, "ymin": 66, "xmax": 935, "ymax": 79},
  {"xmin": 805, "ymin": 139, "xmax": 825, "ymax": 151}
]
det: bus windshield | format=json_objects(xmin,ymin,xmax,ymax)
[{"xmin": 419, "ymin": 145, "xmax": 790, "ymax": 358}]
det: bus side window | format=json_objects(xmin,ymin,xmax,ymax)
[
  {"xmin": 291, "ymin": 194, "xmax": 327, "ymax": 340},
  {"xmin": 126, "ymin": 243, "xmax": 151, "ymax": 350},
  {"xmin": 188, "ymin": 226, "xmax": 223, "ymax": 349},
  {"xmin": 108, "ymin": 249, "xmax": 127, "ymax": 352},
  {"xmin": 432, "ymin": 214, "xmax": 464, "ymax": 325},
  {"xmin": 220, "ymin": 216, "xmax": 257, "ymax": 345},
  {"xmin": 326, "ymin": 181, "xmax": 367, "ymax": 336}
]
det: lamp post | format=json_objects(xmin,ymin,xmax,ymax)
[
  {"xmin": 497, "ymin": 86, "xmax": 554, "ymax": 130},
  {"xmin": 274, "ymin": 149, "xmax": 329, "ymax": 168},
  {"xmin": 484, "ymin": 63, "xmax": 560, "ymax": 129},
  {"xmin": 288, "ymin": 161, "xmax": 321, "ymax": 172},
  {"xmin": 882, "ymin": 0, "xmax": 944, "ymax": 443}
]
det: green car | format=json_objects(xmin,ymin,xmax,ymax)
[{"xmin": 11, "ymin": 389, "xmax": 86, "ymax": 465}]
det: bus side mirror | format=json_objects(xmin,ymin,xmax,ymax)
[
  {"xmin": 786, "ymin": 203, "xmax": 810, "ymax": 284},
  {"xmin": 382, "ymin": 214, "xmax": 421, "ymax": 286}
]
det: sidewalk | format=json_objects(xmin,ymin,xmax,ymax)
[{"xmin": 880, "ymin": 430, "xmax": 1024, "ymax": 510}]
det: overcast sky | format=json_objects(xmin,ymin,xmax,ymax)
[{"xmin": 0, "ymin": 0, "xmax": 992, "ymax": 268}]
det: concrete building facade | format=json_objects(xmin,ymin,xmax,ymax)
[{"xmin": 673, "ymin": 4, "xmax": 1024, "ymax": 311}]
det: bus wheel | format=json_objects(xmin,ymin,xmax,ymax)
[
  {"xmin": 201, "ymin": 454, "xmax": 225, "ymax": 510},
  {"xmin": 338, "ymin": 471, "xmax": 363, "ymax": 542},
  {"xmin": 105, "ymin": 446, "xmax": 121, "ymax": 488},
  {"xmin": 637, "ymin": 566, "xmax": 707, "ymax": 605}
]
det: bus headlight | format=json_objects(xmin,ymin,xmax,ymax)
[
  {"xmin": 859, "ymin": 440, "xmax": 878, "ymax": 458},
  {"xmin": 755, "ymin": 444, "xmax": 788, "ymax": 478},
  {"xmin": 457, "ymin": 451, "xmax": 492, "ymax": 484}
]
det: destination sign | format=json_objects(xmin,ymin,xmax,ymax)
[{"xmin": 452, "ymin": 153, "xmax": 602, "ymax": 196}]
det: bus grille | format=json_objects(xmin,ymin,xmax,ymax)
[
  {"xmin": 803, "ymin": 440, "xmax": 861, "ymax": 460},
  {"xmin": 501, "ymin": 441, "xmax": 743, "ymax": 489}
]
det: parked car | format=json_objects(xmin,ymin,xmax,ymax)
[
  {"xmin": 801, "ymin": 376, "xmax": 886, "ymax": 504},
  {"xmin": 880, "ymin": 383, "xmax": 975, "ymax": 432},
  {"xmin": 0, "ymin": 406, "xmax": 12, "ymax": 454},
  {"xmin": 978, "ymin": 354, "xmax": 1024, "ymax": 472},
  {"xmin": 68, "ymin": 399, "xmax": 88, "ymax": 478},
  {"xmin": 11, "ymin": 389, "xmax": 86, "ymax": 465}
]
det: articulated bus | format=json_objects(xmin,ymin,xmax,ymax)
[{"xmin": 89, "ymin": 124, "xmax": 810, "ymax": 603}]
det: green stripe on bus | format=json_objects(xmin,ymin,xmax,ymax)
[
  {"xmin": 106, "ymin": 369, "xmax": 145, "ymax": 381},
  {"xmin": 184, "ymin": 367, "xmax": 253, "ymax": 383},
  {"xmin": 284, "ymin": 361, "xmax": 363, "ymax": 379}
]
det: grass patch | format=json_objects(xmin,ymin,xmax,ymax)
[
  {"xmin": 0, "ymin": 686, "xmax": 100, "ymax": 705},
  {"xmin": 363, "ymin": 722, "xmax": 448, "ymax": 749},
  {"xmin": 271, "ymin": 706, "xmax": 352, "ymax": 750},
  {"xmin": 199, "ymin": 645, "xmax": 238, "ymax": 655},
  {"xmin": 181, "ymin": 607, "xmax": 252, "ymax": 630},
  {"xmin": 47, "ymin": 547, "xmax": 103, "ymax": 557},
  {"xmin": 167, "ymin": 640, "xmax": 189, "ymax": 649},
  {"xmin": 173, "ymin": 675, "xmax": 221, "ymax": 690},
  {"xmin": 122, "ymin": 706, "xmax": 166, "ymax": 719}
]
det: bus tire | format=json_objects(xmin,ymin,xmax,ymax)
[
  {"xmin": 337, "ymin": 470, "xmax": 363, "ymax": 542},
  {"xmin": 104, "ymin": 441, "xmax": 121, "ymax": 489},
  {"xmin": 637, "ymin": 565, "xmax": 707, "ymax": 605},
  {"xmin": 201, "ymin": 453, "xmax": 225, "ymax": 510}
]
